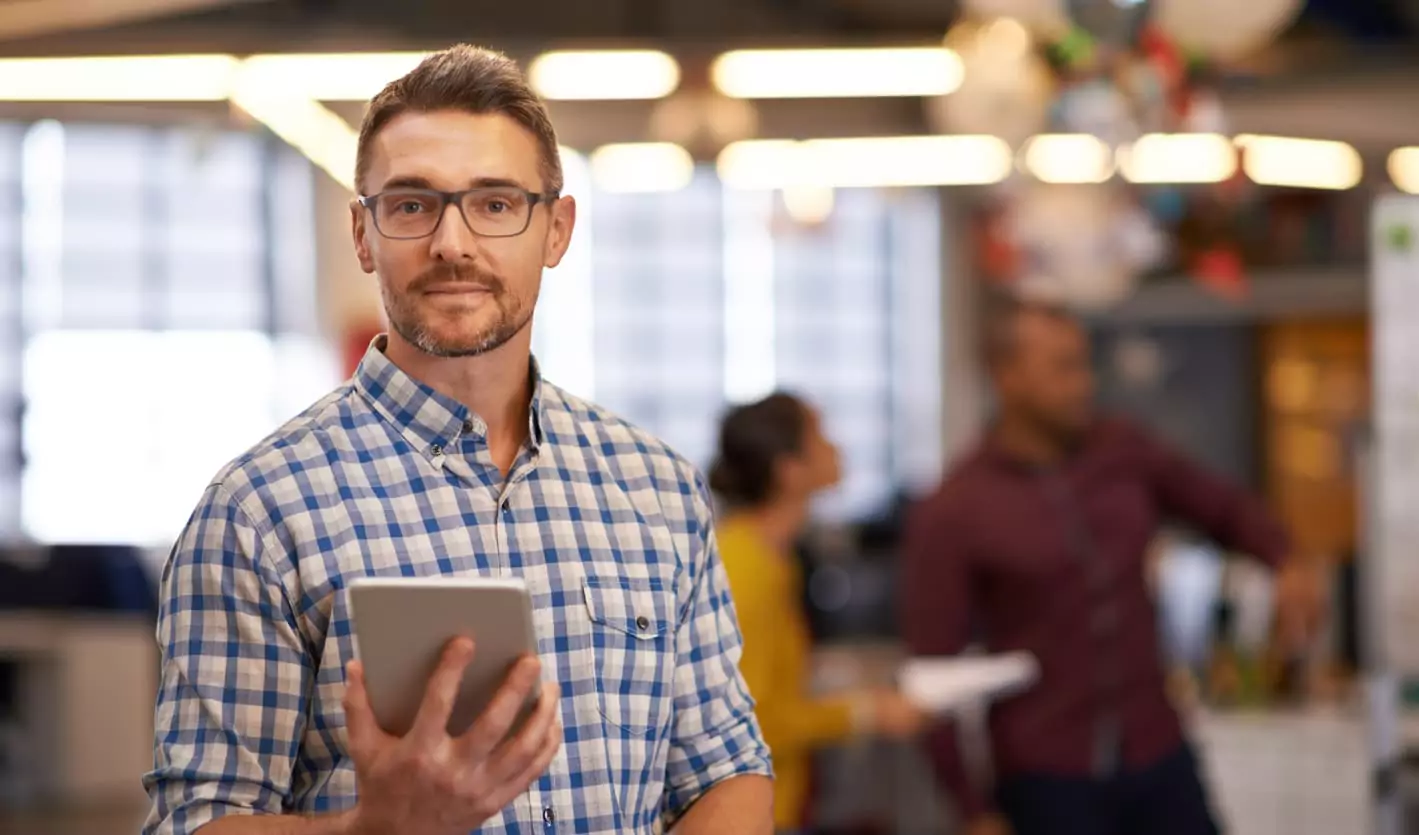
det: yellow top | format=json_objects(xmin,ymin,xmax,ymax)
[{"xmin": 718, "ymin": 515, "xmax": 856, "ymax": 830}]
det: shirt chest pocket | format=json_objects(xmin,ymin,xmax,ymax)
[{"xmin": 583, "ymin": 575, "xmax": 676, "ymax": 736}]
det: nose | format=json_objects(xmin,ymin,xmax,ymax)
[{"xmin": 428, "ymin": 201, "xmax": 477, "ymax": 262}]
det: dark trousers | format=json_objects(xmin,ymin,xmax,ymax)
[{"xmin": 996, "ymin": 745, "xmax": 1222, "ymax": 835}]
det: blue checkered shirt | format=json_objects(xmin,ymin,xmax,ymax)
[{"xmin": 144, "ymin": 338, "xmax": 771, "ymax": 835}]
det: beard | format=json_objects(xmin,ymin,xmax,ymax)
[{"xmin": 382, "ymin": 264, "xmax": 534, "ymax": 359}]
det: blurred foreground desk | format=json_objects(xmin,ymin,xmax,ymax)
[
  {"xmin": 1191, "ymin": 708, "xmax": 1369, "ymax": 835},
  {"xmin": 0, "ymin": 613, "xmax": 155, "ymax": 808}
]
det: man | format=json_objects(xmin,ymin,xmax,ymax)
[
  {"xmin": 144, "ymin": 45, "xmax": 773, "ymax": 835},
  {"xmin": 900, "ymin": 300, "xmax": 1322, "ymax": 835}
]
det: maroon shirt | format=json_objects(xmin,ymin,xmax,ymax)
[{"xmin": 900, "ymin": 418, "xmax": 1288, "ymax": 818}]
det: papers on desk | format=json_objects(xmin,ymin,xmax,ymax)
[{"xmin": 898, "ymin": 652, "xmax": 1039, "ymax": 715}]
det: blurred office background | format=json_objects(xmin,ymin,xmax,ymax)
[{"xmin": 2, "ymin": 0, "xmax": 1419, "ymax": 832}]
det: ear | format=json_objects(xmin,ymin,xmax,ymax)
[
  {"xmin": 542, "ymin": 195, "xmax": 577, "ymax": 269},
  {"xmin": 350, "ymin": 199, "xmax": 376, "ymax": 275}
]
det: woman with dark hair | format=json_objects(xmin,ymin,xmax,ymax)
[{"xmin": 711, "ymin": 392, "xmax": 925, "ymax": 833}]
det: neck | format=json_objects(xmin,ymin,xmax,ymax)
[
  {"xmin": 734, "ymin": 495, "xmax": 811, "ymax": 555},
  {"xmin": 382, "ymin": 327, "xmax": 534, "ymax": 472},
  {"xmin": 992, "ymin": 411, "xmax": 1069, "ymax": 467}
]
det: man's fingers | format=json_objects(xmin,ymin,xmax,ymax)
[
  {"xmin": 457, "ymin": 655, "xmax": 544, "ymax": 761},
  {"xmin": 512, "ymin": 715, "xmax": 564, "ymax": 790},
  {"xmin": 485, "ymin": 715, "xmax": 564, "ymax": 816},
  {"xmin": 486, "ymin": 681, "xmax": 561, "ymax": 782},
  {"xmin": 409, "ymin": 636, "xmax": 477, "ymax": 745},
  {"xmin": 343, "ymin": 660, "xmax": 391, "ymax": 763}
]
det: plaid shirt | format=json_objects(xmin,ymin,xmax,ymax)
[{"xmin": 144, "ymin": 337, "xmax": 770, "ymax": 835}]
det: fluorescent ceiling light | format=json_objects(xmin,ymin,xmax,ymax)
[
  {"xmin": 230, "ymin": 84, "xmax": 357, "ymax": 190},
  {"xmin": 1021, "ymin": 134, "xmax": 1114, "ymax": 184},
  {"xmin": 0, "ymin": 55, "xmax": 239, "ymax": 101},
  {"xmin": 1389, "ymin": 147, "xmax": 1419, "ymax": 195},
  {"xmin": 711, "ymin": 47, "xmax": 964, "ymax": 98},
  {"xmin": 239, "ymin": 53, "xmax": 430, "ymax": 101},
  {"xmin": 1118, "ymin": 133, "xmax": 1237, "ymax": 183},
  {"xmin": 527, "ymin": 50, "xmax": 680, "ymax": 100},
  {"xmin": 589, "ymin": 142, "xmax": 695, "ymax": 193},
  {"xmin": 1237, "ymin": 135, "xmax": 1362, "ymax": 190},
  {"xmin": 717, "ymin": 135, "xmax": 1012, "ymax": 189}
]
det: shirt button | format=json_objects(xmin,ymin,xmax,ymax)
[
  {"xmin": 543, "ymin": 806, "xmax": 556, "ymax": 824},
  {"xmin": 636, "ymin": 615, "xmax": 651, "ymax": 632},
  {"xmin": 430, "ymin": 444, "xmax": 443, "ymax": 457},
  {"xmin": 462, "ymin": 419, "xmax": 474, "ymax": 434}
]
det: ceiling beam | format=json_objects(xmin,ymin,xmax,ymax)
[{"xmin": 0, "ymin": 0, "xmax": 272, "ymax": 42}]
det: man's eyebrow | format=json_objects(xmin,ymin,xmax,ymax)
[
  {"xmin": 375, "ymin": 175, "xmax": 434, "ymax": 191},
  {"xmin": 374, "ymin": 175, "xmax": 535, "ymax": 192}
]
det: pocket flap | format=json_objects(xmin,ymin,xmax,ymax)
[{"xmin": 583, "ymin": 575, "xmax": 672, "ymax": 639}]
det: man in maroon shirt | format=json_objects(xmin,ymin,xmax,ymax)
[{"xmin": 901, "ymin": 301, "xmax": 1323, "ymax": 835}]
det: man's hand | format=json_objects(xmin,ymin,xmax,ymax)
[
  {"xmin": 1274, "ymin": 559, "xmax": 1327, "ymax": 654},
  {"xmin": 342, "ymin": 637, "xmax": 562, "ymax": 835},
  {"xmin": 966, "ymin": 813, "xmax": 1012, "ymax": 835}
]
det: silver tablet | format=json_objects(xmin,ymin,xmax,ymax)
[{"xmin": 347, "ymin": 575, "xmax": 541, "ymax": 738}]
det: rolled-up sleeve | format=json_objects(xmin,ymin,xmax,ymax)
[
  {"xmin": 143, "ymin": 481, "xmax": 313, "ymax": 835},
  {"xmin": 1132, "ymin": 423, "xmax": 1291, "ymax": 568},
  {"xmin": 662, "ymin": 478, "xmax": 773, "ymax": 822}
]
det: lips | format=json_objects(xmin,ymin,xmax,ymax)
[{"xmin": 422, "ymin": 284, "xmax": 493, "ymax": 295}]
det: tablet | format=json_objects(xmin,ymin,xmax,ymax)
[{"xmin": 347, "ymin": 575, "xmax": 541, "ymax": 739}]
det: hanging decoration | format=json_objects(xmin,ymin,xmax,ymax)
[
  {"xmin": 927, "ymin": 17, "xmax": 1055, "ymax": 147},
  {"xmin": 941, "ymin": 0, "xmax": 1293, "ymax": 310},
  {"xmin": 1064, "ymin": 0, "xmax": 1153, "ymax": 52},
  {"xmin": 1153, "ymin": 0, "xmax": 1302, "ymax": 60},
  {"xmin": 1006, "ymin": 184, "xmax": 1168, "ymax": 310}
]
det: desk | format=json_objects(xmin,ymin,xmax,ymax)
[
  {"xmin": 0, "ymin": 613, "xmax": 156, "ymax": 808},
  {"xmin": 1191, "ymin": 708, "xmax": 1370, "ymax": 835}
]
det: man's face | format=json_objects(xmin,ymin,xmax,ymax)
[
  {"xmin": 352, "ymin": 110, "xmax": 575, "ymax": 358},
  {"xmin": 996, "ymin": 311, "xmax": 1097, "ymax": 439}
]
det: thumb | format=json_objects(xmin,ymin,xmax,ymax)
[{"xmin": 343, "ymin": 660, "xmax": 390, "ymax": 763}]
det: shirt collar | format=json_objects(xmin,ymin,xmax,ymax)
[
  {"xmin": 353, "ymin": 334, "xmax": 547, "ymax": 459},
  {"xmin": 979, "ymin": 420, "xmax": 1101, "ymax": 473}
]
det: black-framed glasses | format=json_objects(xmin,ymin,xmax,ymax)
[{"xmin": 357, "ymin": 186, "xmax": 559, "ymax": 240}]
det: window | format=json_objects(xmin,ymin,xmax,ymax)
[
  {"xmin": 770, "ymin": 189, "xmax": 942, "ymax": 519},
  {"xmin": 537, "ymin": 155, "xmax": 943, "ymax": 522},
  {"xmin": 0, "ymin": 124, "xmax": 22, "ymax": 538},
  {"xmin": 10, "ymin": 120, "xmax": 334, "ymax": 545},
  {"xmin": 587, "ymin": 167, "xmax": 725, "ymax": 470}
]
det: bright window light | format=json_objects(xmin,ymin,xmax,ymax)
[
  {"xmin": 21, "ymin": 330, "xmax": 290, "ymax": 544},
  {"xmin": 532, "ymin": 147, "xmax": 597, "ymax": 400},
  {"xmin": 1237, "ymin": 135, "xmax": 1362, "ymax": 190},
  {"xmin": 711, "ymin": 47, "xmax": 964, "ymax": 99},
  {"xmin": 720, "ymin": 187, "xmax": 777, "ymax": 403},
  {"xmin": 1118, "ymin": 133, "xmax": 1237, "ymax": 183},
  {"xmin": 717, "ymin": 135, "xmax": 1012, "ymax": 189},
  {"xmin": 527, "ymin": 50, "xmax": 680, "ymax": 100},
  {"xmin": 1021, "ymin": 134, "xmax": 1115, "ymax": 184},
  {"xmin": 589, "ymin": 142, "xmax": 695, "ymax": 193}
]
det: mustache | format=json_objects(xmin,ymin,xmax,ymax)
[{"xmin": 410, "ymin": 265, "xmax": 505, "ymax": 294}]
